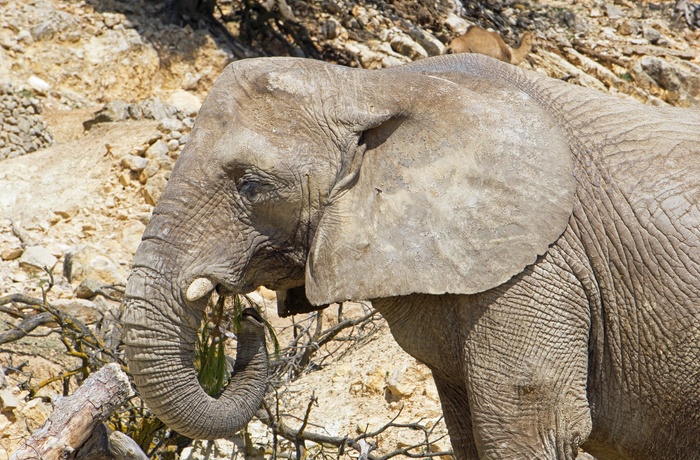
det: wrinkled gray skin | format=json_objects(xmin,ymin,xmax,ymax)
[{"xmin": 123, "ymin": 54, "xmax": 700, "ymax": 459}]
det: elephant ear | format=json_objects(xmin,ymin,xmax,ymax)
[{"xmin": 305, "ymin": 71, "xmax": 575, "ymax": 305}]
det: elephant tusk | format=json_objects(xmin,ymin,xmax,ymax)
[{"xmin": 186, "ymin": 277, "xmax": 217, "ymax": 302}]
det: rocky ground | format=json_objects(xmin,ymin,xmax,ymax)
[{"xmin": 0, "ymin": 0, "xmax": 699, "ymax": 459}]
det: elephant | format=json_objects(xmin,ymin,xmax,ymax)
[{"xmin": 122, "ymin": 53, "xmax": 700, "ymax": 459}]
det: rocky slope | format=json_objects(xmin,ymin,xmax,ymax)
[{"xmin": 0, "ymin": 0, "xmax": 699, "ymax": 458}]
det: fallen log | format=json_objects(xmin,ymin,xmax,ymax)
[
  {"xmin": 75, "ymin": 422, "xmax": 148, "ymax": 460},
  {"xmin": 10, "ymin": 363, "xmax": 131, "ymax": 460}
]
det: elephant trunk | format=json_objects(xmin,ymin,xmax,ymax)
[{"xmin": 123, "ymin": 251, "xmax": 268, "ymax": 439}]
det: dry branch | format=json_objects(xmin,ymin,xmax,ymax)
[
  {"xmin": 0, "ymin": 312, "xmax": 54, "ymax": 344},
  {"xmin": 10, "ymin": 363, "xmax": 131, "ymax": 460}
]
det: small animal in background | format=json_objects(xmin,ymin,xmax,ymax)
[{"xmin": 445, "ymin": 25, "xmax": 533, "ymax": 65}]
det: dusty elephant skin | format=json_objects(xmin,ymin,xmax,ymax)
[{"xmin": 122, "ymin": 53, "xmax": 700, "ymax": 459}]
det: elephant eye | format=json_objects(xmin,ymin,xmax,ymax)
[{"xmin": 238, "ymin": 179, "xmax": 273, "ymax": 204}]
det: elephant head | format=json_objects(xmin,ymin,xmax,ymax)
[{"xmin": 123, "ymin": 55, "xmax": 574, "ymax": 439}]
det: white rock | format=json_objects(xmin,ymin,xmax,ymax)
[
  {"xmin": 444, "ymin": 13, "xmax": 469, "ymax": 35},
  {"xmin": 181, "ymin": 439, "xmax": 239, "ymax": 460},
  {"xmin": 167, "ymin": 139, "xmax": 180, "ymax": 151},
  {"xmin": 406, "ymin": 27, "xmax": 445, "ymax": 56},
  {"xmin": 158, "ymin": 117, "xmax": 186, "ymax": 133},
  {"xmin": 167, "ymin": 90, "xmax": 201, "ymax": 116},
  {"xmin": 385, "ymin": 361, "xmax": 416, "ymax": 400},
  {"xmin": 121, "ymin": 154, "xmax": 149, "ymax": 172},
  {"xmin": 27, "ymin": 75, "xmax": 50, "ymax": 93},
  {"xmin": 143, "ymin": 172, "xmax": 168, "ymax": 205},
  {"xmin": 0, "ymin": 389, "xmax": 19, "ymax": 410},
  {"xmin": 121, "ymin": 220, "xmax": 146, "ymax": 254},
  {"xmin": 19, "ymin": 246, "xmax": 58, "ymax": 273},
  {"xmin": 390, "ymin": 33, "xmax": 428, "ymax": 60},
  {"xmin": 145, "ymin": 139, "xmax": 170, "ymax": 159},
  {"xmin": 63, "ymin": 245, "xmax": 127, "ymax": 287},
  {"xmin": 20, "ymin": 398, "xmax": 52, "ymax": 431},
  {"xmin": 52, "ymin": 298, "xmax": 102, "ymax": 323}
]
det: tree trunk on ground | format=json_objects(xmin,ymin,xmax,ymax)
[
  {"xmin": 75, "ymin": 423, "xmax": 149, "ymax": 460},
  {"xmin": 10, "ymin": 363, "xmax": 131, "ymax": 460}
]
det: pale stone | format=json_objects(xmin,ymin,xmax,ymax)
[
  {"xmin": 390, "ymin": 34, "xmax": 428, "ymax": 60},
  {"xmin": 181, "ymin": 439, "xmax": 240, "ymax": 460},
  {"xmin": 118, "ymin": 171, "xmax": 131, "ymax": 186},
  {"xmin": 257, "ymin": 286, "xmax": 277, "ymax": 301},
  {"xmin": 52, "ymin": 298, "xmax": 102, "ymax": 323},
  {"xmin": 121, "ymin": 154, "xmax": 149, "ymax": 172},
  {"xmin": 444, "ymin": 13, "xmax": 469, "ymax": 35},
  {"xmin": 167, "ymin": 90, "xmax": 201, "ymax": 116},
  {"xmin": 143, "ymin": 172, "xmax": 168, "ymax": 205},
  {"xmin": 120, "ymin": 220, "xmax": 146, "ymax": 254},
  {"xmin": 145, "ymin": 139, "xmax": 169, "ymax": 159},
  {"xmin": 63, "ymin": 245, "xmax": 127, "ymax": 287},
  {"xmin": 158, "ymin": 117, "xmax": 185, "ymax": 133},
  {"xmin": 167, "ymin": 139, "xmax": 180, "ymax": 151},
  {"xmin": 19, "ymin": 246, "xmax": 58, "ymax": 273},
  {"xmin": 27, "ymin": 75, "xmax": 50, "ymax": 93},
  {"xmin": 406, "ymin": 27, "xmax": 445, "ymax": 56},
  {"xmin": 385, "ymin": 362, "xmax": 417, "ymax": 401},
  {"xmin": 0, "ymin": 389, "xmax": 19, "ymax": 411},
  {"xmin": 139, "ymin": 159, "xmax": 160, "ymax": 184},
  {"xmin": 53, "ymin": 205, "xmax": 80, "ymax": 220},
  {"xmin": 643, "ymin": 25, "xmax": 661, "ymax": 44},
  {"xmin": 21, "ymin": 398, "xmax": 52, "ymax": 431}
]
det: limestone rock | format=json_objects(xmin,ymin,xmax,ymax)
[
  {"xmin": 121, "ymin": 154, "xmax": 149, "ymax": 172},
  {"xmin": 138, "ymin": 97, "xmax": 178, "ymax": 121},
  {"xmin": 618, "ymin": 19, "xmax": 641, "ymax": 36},
  {"xmin": 444, "ymin": 13, "xmax": 469, "ymax": 35},
  {"xmin": 139, "ymin": 158, "xmax": 160, "ymax": 183},
  {"xmin": 27, "ymin": 75, "xmax": 50, "ymax": 93},
  {"xmin": 0, "ymin": 84, "xmax": 52, "ymax": 159},
  {"xmin": 157, "ymin": 117, "xmax": 186, "ymax": 133},
  {"xmin": 19, "ymin": 245, "xmax": 57, "ymax": 273},
  {"xmin": 1, "ymin": 245, "xmax": 22, "ymax": 260},
  {"xmin": 145, "ymin": 139, "xmax": 169, "ymax": 159},
  {"xmin": 181, "ymin": 439, "xmax": 238, "ymax": 460},
  {"xmin": 20, "ymin": 398, "xmax": 52, "ymax": 431},
  {"xmin": 63, "ymin": 245, "xmax": 127, "ymax": 287},
  {"xmin": 605, "ymin": 4, "xmax": 624, "ymax": 19},
  {"xmin": 406, "ymin": 27, "xmax": 445, "ymax": 57},
  {"xmin": 143, "ymin": 171, "xmax": 168, "ymax": 205},
  {"xmin": 120, "ymin": 220, "xmax": 146, "ymax": 254},
  {"xmin": 0, "ymin": 389, "xmax": 19, "ymax": 411},
  {"xmin": 390, "ymin": 33, "xmax": 428, "ymax": 60},
  {"xmin": 642, "ymin": 25, "xmax": 661, "ymax": 44},
  {"xmin": 74, "ymin": 278, "xmax": 104, "ymax": 299},
  {"xmin": 85, "ymin": 101, "xmax": 131, "ymax": 128},
  {"xmin": 167, "ymin": 90, "xmax": 201, "ymax": 116},
  {"xmin": 385, "ymin": 361, "xmax": 417, "ymax": 401},
  {"xmin": 52, "ymin": 298, "xmax": 103, "ymax": 323}
]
